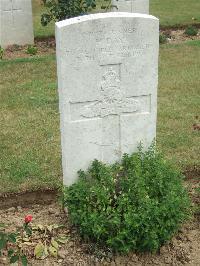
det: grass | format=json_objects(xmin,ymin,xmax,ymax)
[
  {"xmin": 0, "ymin": 55, "xmax": 61, "ymax": 193},
  {"xmin": 150, "ymin": 0, "xmax": 200, "ymax": 27},
  {"xmin": 0, "ymin": 42, "xmax": 200, "ymax": 194},
  {"xmin": 32, "ymin": 0, "xmax": 55, "ymax": 38},
  {"xmin": 32, "ymin": 0, "xmax": 200, "ymax": 38},
  {"xmin": 157, "ymin": 41, "xmax": 200, "ymax": 168}
]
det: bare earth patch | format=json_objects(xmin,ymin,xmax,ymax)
[
  {"xmin": 161, "ymin": 29, "xmax": 200, "ymax": 44},
  {"xmin": 3, "ymin": 38, "xmax": 55, "ymax": 60},
  {"xmin": 0, "ymin": 178, "xmax": 199, "ymax": 266}
]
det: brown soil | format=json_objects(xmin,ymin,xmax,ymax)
[
  {"xmin": 161, "ymin": 29, "xmax": 200, "ymax": 44},
  {"xmin": 1, "ymin": 29, "xmax": 200, "ymax": 61},
  {"xmin": 3, "ymin": 37, "xmax": 55, "ymax": 60},
  {"xmin": 0, "ymin": 177, "xmax": 199, "ymax": 266},
  {"xmin": 0, "ymin": 189, "xmax": 58, "ymax": 210}
]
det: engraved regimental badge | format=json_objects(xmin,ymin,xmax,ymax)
[{"xmin": 82, "ymin": 67, "xmax": 139, "ymax": 118}]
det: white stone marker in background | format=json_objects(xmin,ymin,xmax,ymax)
[
  {"xmin": 56, "ymin": 13, "xmax": 159, "ymax": 186},
  {"xmin": 0, "ymin": 0, "xmax": 34, "ymax": 48},
  {"xmin": 111, "ymin": 0, "xmax": 149, "ymax": 14}
]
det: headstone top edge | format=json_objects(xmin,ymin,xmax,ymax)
[{"xmin": 55, "ymin": 12, "xmax": 159, "ymax": 28}]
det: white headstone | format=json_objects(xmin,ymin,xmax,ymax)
[
  {"xmin": 0, "ymin": 0, "xmax": 34, "ymax": 48},
  {"xmin": 111, "ymin": 0, "xmax": 149, "ymax": 14},
  {"xmin": 56, "ymin": 13, "xmax": 159, "ymax": 186}
]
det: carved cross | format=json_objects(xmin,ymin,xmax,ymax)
[
  {"xmin": 70, "ymin": 64, "xmax": 150, "ymax": 162},
  {"xmin": 2, "ymin": 0, "xmax": 22, "ymax": 25}
]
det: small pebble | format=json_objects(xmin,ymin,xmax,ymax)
[
  {"xmin": 58, "ymin": 250, "xmax": 66, "ymax": 259},
  {"xmin": 55, "ymin": 211, "xmax": 60, "ymax": 217},
  {"xmin": 48, "ymin": 208, "xmax": 55, "ymax": 214},
  {"xmin": 17, "ymin": 206, "xmax": 22, "ymax": 212},
  {"xmin": 7, "ymin": 207, "xmax": 15, "ymax": 212},
  {"xmin": 64, "ymin": 207, "xmax": 68, "ymax": 214}
]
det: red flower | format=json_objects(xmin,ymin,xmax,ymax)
[{"xmin": 24, "ymin": 214, "xmax": 32, "ymax": 224}]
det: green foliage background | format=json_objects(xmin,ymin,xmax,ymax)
[{"xmin": 41, "ymin": 0, "xmax": 97, "ymax": 26}]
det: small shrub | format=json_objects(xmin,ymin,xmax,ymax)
[
  {"xmin": 41, "ymin": 0, "xmax": 112, "ymax": 26},
  {"xmin": 0, "ymin": 46, "xmax": 4, "ymax": 60},
  {"xmin": 0, "ymin": 216, "xmax": 32, "ymax": 265},
  {"xmin": 184, "ymin": 26, "xmax": 198, "ymax": 36},
  {"xmin": 63, "ymin": 145, "xmax": 190, "ymax": 253},
  {"xmin": 159, "ymin": 33, "xmax": 167, "ymax": 44},
  {"xmin": 41, "ymin": 0, "xmax": 97, "ymax": 26},
  {"xmin": 26, "ymin": 45, "xmax": 38, "ymax": 55}
]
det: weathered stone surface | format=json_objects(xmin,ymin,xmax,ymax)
[
  {"xmin": 56, "ymin": 13, "xmax": 159, "ymax": 185},
  {"xmin": 0, "ymin": 0, "xmax": 34, "ymax": 48},
  {"xmin": 111, "ymin": 0, "xmax": 149, "ymax": 14}
]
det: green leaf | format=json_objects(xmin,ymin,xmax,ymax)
[
  {"xmin": 21, "ymin": 255, "xmax": 28, "ymax": 266},
  {"xmin": 51, "ymin": 239, "xmax": 59, "ymax": 250},
  {"xmin": 47, "ymin": 225, "xmax": 53, "ymax": 233},
  {"xmin": 10, "ymin": 255, "xmax": 19, "ymax": 264},
  {"xmin": 34, "ymin": 242, "xmax": 45, "ymax": 259},
  {"xmin": 0, "ymin": 232, "xmax": 5, "ymax": 237},
  {"xmin": 8, "ymin": 233, "xmax": 16, "ymax": 243},
  {"xmin": 0, "ymin": 237, "xmax": 7, "ymax": 249},
  {"xmin": 8, "ymin": 249, "xmax": 14, "ymax": 258},
  {"xmin": 52, "ymin": 224, "xmax": 64, "ymax": 229},
  {"xmin": 43, "ymin": 244, "xmax": 49, "ymax": 259},
  {"xmin": 49, "ymin": 245, "xmax": 58, "ymax": 257},
  {"xmin": 56, "ymin": 236, "xmax": 68, "ymax": 244},
  {"xmin": 25, "ymin": 226, "xmax": 32, "ymax": 236},
  {"xmin": 0, "ymin": 223, "xmax": 6, "ymax": 228}
]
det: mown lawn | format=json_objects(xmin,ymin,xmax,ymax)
[
  {"xmin": 0, "ymin": 56, "xmax": 61, "ymax": 193},
  {"xmin": 32, "ymin": 0, "xmax": 200, "ymax": 38},
  {"xmin": 32, "ymin": 0, "xmax": 55, "ymax": 38},
  {"xmin": 0, "ymin": 41, "xmax": 199, "ymax": 194},
  {"xmin": 157, "ymin": 41, "xmax": 200, "ymax": 167},
  {"xmin": 150, "ymin": 0, "xmax": 200, "ymax": 27}
]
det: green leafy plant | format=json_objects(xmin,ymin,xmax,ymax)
[
  {"xmin": 26, "ymin": 45, "xmax": 38, "ymax": 55},
  {"xmin": 159, "ymin": 33, "xmax": 167, "ymax": 44},
  {"xmin": 63, "ymin": 144, "xmax": 191, "ymax": 253},
  {"xmin": 0, "ymin": 215, "xmax": 68, "ymax": 264},
  {"xmin": 0, "ymin": 46, "xmax": 4, "ymax": 60},
  {"xmin": 41, "ymin": 0, "xmax": 97, "ymax": 26},
  {"xmin": 101, "ymin": 0, "xmax": 112, "ymax": 11},
  {"xmin": 41, "ymin": 0, "xmax": 112, "ymax": 26},
  {"xmin": 0, "ymin": 218, "xmax": 30, "ymax": 266},
  {"xmin": 184, "ymin": 25, "xmax": 198, "ymax": 36},
  {"xmin": 32, "ymin": 224, "xmax": 68, "ymax": 259}
]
